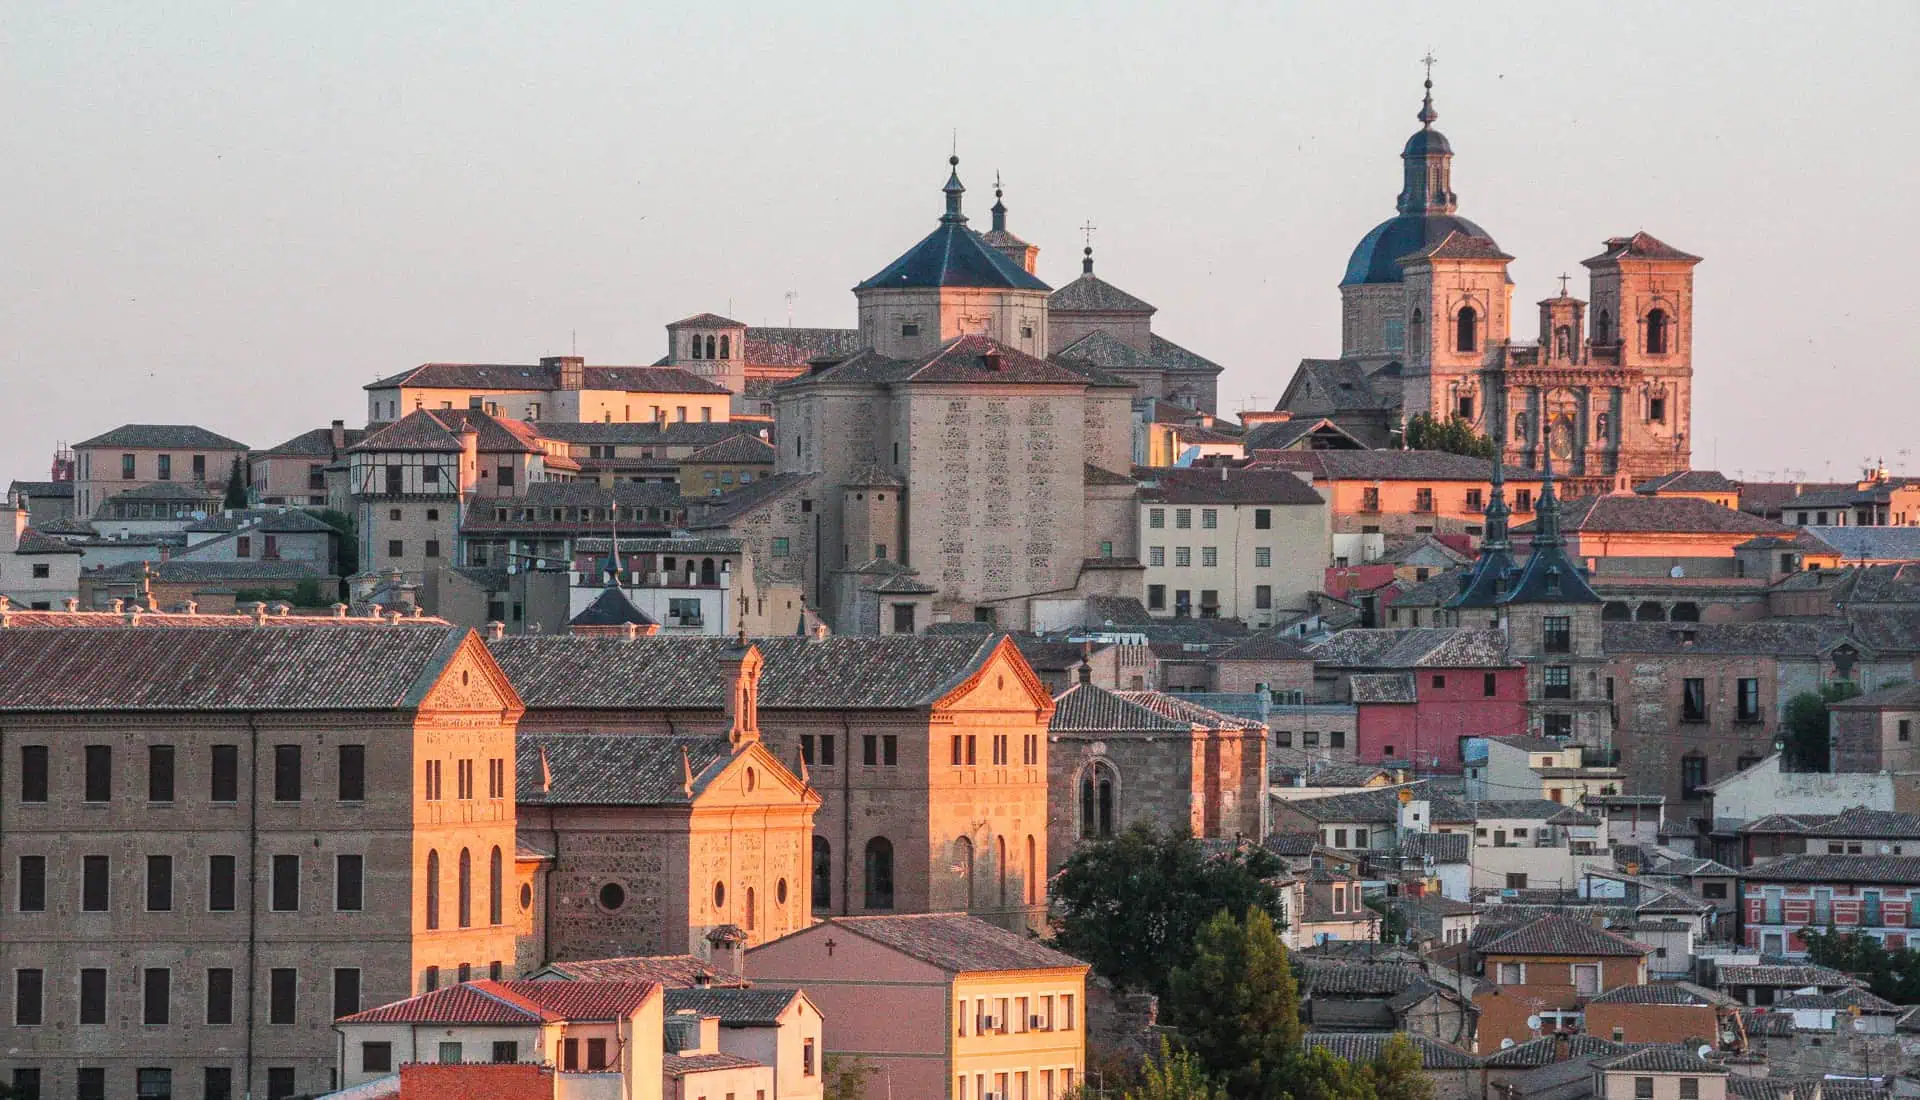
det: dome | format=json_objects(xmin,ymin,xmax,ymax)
[
  {"xmin": 1402, "ymin": 127, "xmax": 1453, "ymax": 157},
  {"xmin": 1342, "ymin": 212, "xmax": 1495, "ymax": 286}
]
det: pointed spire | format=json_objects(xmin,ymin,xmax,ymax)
[
  {"xmin": 990, "ymin": 170, "xmax": 1008, "ymax": 232},
  {"xmin": 1482, "ymin": 442, "xmax": 1511, "ymax": 552},
  {"xmin": 681, "ymin": 744, "xmax": 695, "ymax": 797},
  {"xmin": 538, "ymin": 744, "xmax": 552, "ymax": 794},
  {"xmin": 1531, "ymin": 441, "xmax": 1564, "ymax": 551},
  {"xmin": 1418, "ymin": 51, "xmax": 1439, "ymax": 128},
  {"xmin": 941, "ymin": 154, "xmax": 967, "ymax": 225}
]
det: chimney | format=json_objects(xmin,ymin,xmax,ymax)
[
  {"xmin": 486, "ymin": 620, "xmax": 506, "ymax": 640},
  {"xmin": 983, "ymin": 348, "xmax": 1003, "ymax": 372},
  {"xmin": 810, "ymin": 622, "xmax": 830, "ymax": 641},
  {"xmin": 458, "ymin": 429, "xmax": 480, "ymax": 494},
  {"xmin": 332, "ymin": 603, "xmax": 349, "ymax": 619},
  {"xmin": 330, "ymin": 419, "xmax": 346, "ymax": 451},
  {"xmin": 250, "ymin": 602, "xmax": 268, "ymax": 625},
  {"xmin": 62, "ymin": 598, "xmax": 78, "ymax": 612},
  {"xmin": 706, "ymin": 924, "xmax": 749, "ymax": 978},
  {"xmin": 183, "ymin": 600, "xmax": 197, "ymax": 616},
  {"xmin": 719, "ymin": 634, "xmax": 763, "ymax": 750},
  {"xmin": 543, "ymin": 355, "xmax": 586, "ymax": 392}
]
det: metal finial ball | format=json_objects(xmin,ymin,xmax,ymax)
[
  {"xmin": 949, "ymin": 155, "xmax": 959, "ymax": 166},
  {"xmin": 1084, "ymin": 246, "xmax": 1092, "ymax": 256}
]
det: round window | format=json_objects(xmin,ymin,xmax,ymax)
[
  {"xmin": 599, "ymin": 882, "xmax": 626, "ymax": 911},
  {"xmin": 519, "ymin": 884, "xmax": 533, "ymax": 910},
  {"xmin": 713, "ymin": 881, "xmax": 727, "ymax": 908},
  {"xmin": 776, "ymin": 878, "xmax": 789, "ymax": 905}
]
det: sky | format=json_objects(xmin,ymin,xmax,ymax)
[{"xmin": 2, "ymin": 2, "xmax": 1916, "ymax": 486}]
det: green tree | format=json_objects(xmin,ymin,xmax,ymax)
[
  {"xmin": 1050, "ymin": 825, "xmax": 1285, "ymax": 998},
  {"xmin": 315, "ymin": 508, "xmax": 359, "ymax": 575},
  {"xmin": 1276, "ymin": 1044, "xmax": 1375, "ymax": 1100},
  {"xmin": 223, "ymin": 455, "xmax": 249, "ymax": 509},
  {"xmin": 1781, "ymin": 681, "xmax": 1863, "ymax": 771},
  {"xmin": 1124, "ymin": 1037, "xmax": 1227, "ymax": 1100},
  {"xmin": 1364, "ymin": 1034, "xmax": 1437, "ymax": 1100},
  {"xmin": 822, "ymin": 1055, "xmax": 877, "ymax": 1100},
  {"xmin": 1165, "ymin": 907, "xmax": 1299, "ymax": 1096},
  {"xmin": 1800, "ymin": 926, "xmax": 1920, "ymax": 1003},
  {"xmin": 1402, "ymin": 413, "xmax": 1496, "ymax": 458}
]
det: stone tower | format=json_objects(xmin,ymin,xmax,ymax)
[{"xmin": 1582, "ymin": 233, "xmax": 1703, "ymax": 481}]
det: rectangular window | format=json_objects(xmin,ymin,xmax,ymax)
[
  {"xmin": 82, "ymin": 855, "xmax": 109, "ymax": 911},
  {"xmin": 804, "ymin": 1038, "xmax": 816, "ymax": 1076},
  {"xmin": 267, "ymin": 1069, "xmax": 295, "ymax": 1100},
  {"xmin": 1682, "ymin": 678, "xmax": 1708, "ymax": 723},
  {"xmin": 1543, "ymin": 616, "xmax": 1570, "ymax": 654},
  {"xmin": 210, "ymin": 745, "xmax": 239, "ymax": 802},
  {"xmin": 236, "ymin": 535, "xmax": 252, "ymax": 558},
  {"xmin": 1149, "ymin": 508, "xmax": 1165, "ymax": 529},
  {"xmin": 1681, "ymin": 755, "xmax": 1708, "ymax": 798},
  {"xmin": 1303, "ymin": 731, "xmax": 1320, "ymax": 747},
  {"xmin": 1276, "ymin": 731, "xmax": 1292, "ymax": 747},
  {"xmin": 1544, "ymin": 666, "xmax": 1572, "ymax": 700},
  {"xmin": 84, "ymin": 744, "xmax": 112, "ymax": 802},
  {"xmin": 273, "ymin": 745, "xmax": 301, "ymax": 801},
  {"xmin": 1201, "ymin": 509, "xmax": 1218, "ymax": 529},
  {"xmin": 14, "ymin": 969, "xmax": 42, "ymax": 1025},
  {"xmin": 1201, "ymin": 546, "xmax": 1219, "ymax": 567},
  {"xmin": 269, "ymin": 968, "xmax": 296, "ymax": 1025},
  {"xmin": 820, "ymin": 735, "xmax": 836, "ymax": 767},
  {"xmin": 1515, "ymin": 488, "xmax": 1532, "ymax": 512},
  {"xmin": 1174, "ymin": 508, "xmax": 1192, "ymax": 529},
  {"xmin": 207, "ymin": 854, "xmax": 237, "ymax": 911},
  {"xmin": 1414, "ymin": 488, "xmax": 1434, "ymax": 512},
  {"xmin": 1147, "ymin": 584, "xmax": 1166, "ymax": 610},
  {"xmin": 1254, "ymin": 508, "xmax": 1272, "ymax": 530},
  {"xmin": 148, "ymin": 745, "xmax": 175, "ymax": 803},
  {"xmin": 80, "ymin": 967, "xmax": 106, "ymax": 1024},
  {"xmin": 206, "ymin": 967, "xmax": 234, "ymax": 1025},
  {"xmin": 883, "ymin": 735, "xmax": 898, "ymax": 766},
  {"xmin": 1506, "ymin": 873, "xmax": 1529, "ymax": 889},
  {"xmin": 79, "ymin": 1069, "xmax": 106, "ymax": 1100},
  {"xmin": 1737, "ymin": 678, "xmax": 1761, "ymax": 723},
  {"xmin": 1484, "ymin": 672, "xmax": 1498, "ymax": 697},
  {"xmin": 1544, "ymin": 713, "xmax": 1572, "ymax": 739},
  {"xmin": 1680, "ymin": 1080, "xmax": 1700, "ymax": 1100},
  {"xmin": 772, "ymin": 536, "xmax": 790, "ymax": 557},
  {"xmin": 1635, "ymin": 1079, "xmax": 1655, "ymax": 1100},
  {"xmin": 387, "ymin": 539, "xmax": 403, "ymax": 558},
  {"xmin": 1149, "ymin": 546, "xmax": 1165, "ymax": 567},
  {"xmin": 1329, "ymin": 731, "xmax": 1346, "ymax": 748},
  {"xmin": 424, "ymin": 539, "xmax": 441, "ymax": 559},
  {"xmin": 1254, "ymin": 547, "xmax": 1272, "ymax": 567},
  {"xmin": 496, "ymin": 465, "xmax": 515, "ymax": 487},
  {"xmin": 1255, "ymin": 585, "xmax": 1272, "ymax": 610},
  {"xmin": 1174, "ymin": 547, "xmax": 1191, "ymax": 567},
  {"xmin": 143, "ymin": 968, "xmax": 170, "ymax": 1025},
  {"xmin": 967, "ymin": 735, "xmax": 977, "ymax": 765},
  {"xmin": 333, "ymin": 968, "xmax": 360, "ymax": 1020},
  {"xmin": 19, "ymin": 745, "xmax": 48, "ymax": 802},
  {"xmin": 120, "ymin": 453, "xmax": 136, "ymax": 479},
  {"xmin": 424, "ymin": 759, "xmax": 442, "ymax": 801},
  {"xmin": 1573, "ymin": 963, "xmax": 1600, "ymax": 994},
  {"xmin": 17, "ymin": 856, "xmax": 45, "ymax": 913},
  {"xmin": 362, "ymin": 1042, "xmax": 393, "ymax": 1073},
  {"xmin": 864, "ymin": 735, "xmax": 879, "ymax": 766},
  {"xmin": 146, "ymin": 855, "xmax": 173, "ymax": 912},
  {"xmin": 271, "ymin": 855, "xmax": 300, "ymax": 912},
  {"xmin": 492, "ymin": 1040, "xmax": 518, "ymax": 1063},
  {"xmin": 338, "ymin": 745, "xmax": 365, "ymax": 801},
  {"xmin": 587, "ymin": 1037, "xmax": 609, "ymax": 1069},
  {"xmin": 1361, "ymin": 487, "xmax": 1381, "ymax": 512},
  {"xmin": 336, "ymin": 855, "xmax": 364, "ymax": 911},
  {"xmin": 203, "ymin": 1068, "xmax": 233, "ymax": 1100}
]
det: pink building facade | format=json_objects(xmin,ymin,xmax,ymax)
[{"xmin": 1353, "ymin": 664, "xmax": 1529, "ymax": 773}]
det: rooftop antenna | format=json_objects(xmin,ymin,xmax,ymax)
[
  {"xmin": 784, "ymin": 290, "xmax": 797, "ymax": 327},
  {"xmin": 571, "ymin": 328, "xmax": 577, "ymax": 356}
]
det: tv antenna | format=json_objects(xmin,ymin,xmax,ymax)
[{"xmin": 784, "ymin": 290, "xmax": 797, "ymax": 327}]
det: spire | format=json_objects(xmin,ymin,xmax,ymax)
[
  {"xmin": 941, "ymin": 154, "xmax": 966, "ymax": 225},
  {"xmin": 1531, "ymin": 443, "xmax": 1564, "ymax": 552},
  {"xmin": 1482, "ymin": 443, "xmax": 1511, "ymax": 551},
  {"xmin": 990, "ymin": 171, "xmax": 1007, "ymax": 233},
  {"xmin": 1418, "ymin": 50, "xmax": 1439, "ymax": 128}
]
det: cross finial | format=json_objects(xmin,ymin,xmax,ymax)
[
  {"xmin": 824, "ymin": 937, "xmax": 838, "ymax": 957},
  {"xmin": 1421, "ymin": 50, "xmax": 1437, "ymax": 84},
  {"xmin": 1417, "ymin": 51, "xmax": 1439, "ymax": 127},
  {"xmin": 1080, "ymin": 219, "xmax": 1097, "ymax": 249},
  {"xmin": 1558, "ymin": 272, "xmax": 1572, "ymax": 297}
]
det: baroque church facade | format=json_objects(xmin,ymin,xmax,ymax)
[{"xmin": 1277, "ymin": 77, "xmax": 1702, "ymax": 497}]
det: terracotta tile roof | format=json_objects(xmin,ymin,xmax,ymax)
[
  {"xmin": 533, "ymin": 421, "xmax": 759, "ymax": 447},
  {"xmin": 1484, "ymin": 1034, "xmax": 1625, "ymax": 1067},
  {"xmin": 539, "ymin": 955, "xmax": 748, "ymax": 988},
  {"xmin": 1050, "ymin": 682, "xmax": 1190, "ymax": 733},
  {"xmin": 489, "ymin": 634, "xmax": 1007, "ymax": 711},
  {"xmin": 14, "ymin": 530, "xmax": 81, "ymax": 555},
  {"xmin": 367, "ymin": 361, "xmax": 728, "ymax": 395},
  {"xmin": 1137, "ymin": 467, "xmax": 1324, "ymax": 506},
  {"xmin": 1517, "ymin": 494, "xmax": 1788, "ymax": 536},
  {"xmin": 1804, "ymin": 526, "xmax": 1920, "ymax": 562},
  {"xmin": 741, "ymin": 326, "xmax": 864, "ymax": 366},
  {"xmin": 258, "ymin": 425, "xmax": 367, "ymax": 457},
  {"xmin": 1308, "ymin": 627, "xmax": 1511, "ymax": 669},
  {"xmin": 338, "ymin": 979, "xmax": 657, "ymax": 1024},
  {"xmin": 518, "ymin": 735, "xmax": 733, "ymax": 806},
  {"xmin": 1635, "ymin": 470, "xmax": 1740, "ymax": 495},
  {"xmin": 1215, "ymin": 630, "xmax": 1315, "ymax": 662},
  {"xmin": 1802, "ymin": 806, "xmax": 1920, "ymax": 838},
  {"xmin": 664, "ymin": 1052, "xmax": 765, "ymax": 1075},
  {"xmin": 1473, "ymin": 799, "xmax": 1575, "ymax": 820},
  {"xmin": 667, "ymin": 312, "xmax": 745, "ymax": 328},
  {"xmin": 683, "ymin": 434, "xmax": 776, "ymax": 465},
  {"xmin": 7, "ymin": 480, "xmax": 74, "ymax": 499},
  {"xmin": 1597, "ymin": 1046, "xmax": 1727, "ymax": 1074},
  {"xmin": 74, "ymin": 424, "xmax": 249, "ymax": 450},
  {"xmin": 0, "ymin": 624, "xmax": 475, "ymax": 711},
  {"xmin": 664, "ymin": 987, "xmax": 800, "ymax": 1026},
  {"xmin": 97, "ymin": 480, "xmax": 224, "ymax": 502},
  {"xmin": 1480, "ymin": 914, "xmax": 1651, "ymax": 957},
  {"xmin": 1351, "ymin": 671, "xmax": 1416, "ymax": 703},
  {"xmin": 1582, "ymin": 232, "xmax": 1703, "ymax": 265},
  {"xmin": 1302, "ymin": 1032, "xmax": 1480, "ymax": 1069},
  {"xmin": 1601, "ymin": 621, "xmax": 1828, "ymax": 656},
  {"xmin": 1399, "ymin": 832, "xmax": 1472, "ymax": 863},
  {"xmin": 1741, "ymin": 853, "xmax": 1920, "ymax": 884},
  {"xmin": 1148, "ymin": 334, "xmax": 1224, "ymax": 377},
  {"xmin": 1112, "ymin": 691, "xmax": 1262, "ymax": 730},
  {"xmin": 1773, "ymin": 988, "xmax": 1899, "ymax": 1013},
  {"xmin": 903, "ymin": 335, "xmax": 1090, "ymax": 386},
  {"xmin": 1833, "ymin": 682, "xmax": 1920, "ymax": 710},
  {"xmin": 1587, "ymin": 983, "xmax": 1713, "ymax": 1006},
  {"xmin": 1049, "ymin": 271, "xmax": 1155, "ymax": 313},
  {"xmin": 823, "ymin": 913, "xmax": 1089, "ymax": 974},
  {"xmin": 1297, "ymin": 960, "xmax": 1424, "ymax": 995}
]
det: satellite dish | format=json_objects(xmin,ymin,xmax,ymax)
[
  {"xmin": 1670, "ymin": 565, "xmax": 1686, "ymax": 578},
  {"xmin": 1697, "ymin": 1045, "xmax": 1714, "ymax": 1059},
  {"xmin": 1501, "ymin": 1038, "xmax": 1516, "ymax": 1049},
  {"xmin": 1720, "ymin": 1030, "xmax": 1736, "ymax": 1043},
  {"xmin": 1526, "ymin": 1015, "xmax": 1542, "ymax": 1031}
]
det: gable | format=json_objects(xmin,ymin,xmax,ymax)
[
  {"xmin": 934, "ymin": 637, "xmax": 1055, "ymax": 717},
  {"xmin": 419, "ymin": 632, "xmax": 526, "ymax": 716},
  {"xmin": 691, "ymin": 742, "xmax": 821, "ymax": 811}
]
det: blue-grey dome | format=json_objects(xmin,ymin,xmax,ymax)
[
  {"xmin": 1402, "ymin": 128, "xmax": 1453, "ymax": 157},
  {"xmin": 1342, "ymin": 213, "xmax": 1494, "ymax": 286}
]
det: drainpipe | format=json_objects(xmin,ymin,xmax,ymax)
[
  {"xmin": 245, "ymin": 713, "xmax": 262, "ymax": 1100},
  {"xmin": 841, "ymin": 715, "xmax": 854, "ymax": 915}
]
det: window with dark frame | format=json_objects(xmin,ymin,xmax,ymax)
[
  {"xmin": 336, "ymin": 854, "xmax": 364, "ymax": 911},
  {"xmin": 206, "ymin": 967, "xmax": 234, "ymax": 1025},
  {"xmin": 80, "ymin": 967, "xmax": 106, "ymax": 1024},
  {"xmin": 143, "ymin": 968, "xmax": 170, "ymax": 1025},
  {"xmin": 17, "ymin": 855, "xmax": 45, "ymax": 912},
  {"xmin": 82, "ymin": 855, "xmax": 109, "ymax": 911},
  {"xmin": 84, "ymin": 744, "xmax": 112, "ymax": 802},
  {"xmin": 147, "ymin": 745, "xmax": 175, "ymax": 803},
  {"xmin": 19, "ymin": 745, "xmax": 48, "ymax": 802},
  {"xmin": 271, "ymin": 854, "xmax": 299, "ymax": 912},
  {"xmin": 269, "ymin": 968, "xmax": 297, "ymax": 1025},
  {"xmin": 338, "ymin": 745, "xmax": 366, "ymax": 801},
  {"xmin": 146, "ymin": 855, "xmax": 173, "ymax": 912},
  {"xmin": 273, "ymin": 745, "xmax": 301, "ymax": 802},
  {"xmin": 210, "ymin": 745, "xmax": 239, "ymax": 802},
  {"xmin": 208, "ymin": 855, "xmax": 237, "ymax": 911}
]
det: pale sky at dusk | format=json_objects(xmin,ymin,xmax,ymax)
[{"xmin": 2, "ymin": 2, "xmax": 1915, "ymax": 485}]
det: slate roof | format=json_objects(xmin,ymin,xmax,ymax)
[
  {"xmin": 338, "ymin": 979, "xmax": 657, "ymax": 1024},
  {"xmin": 1137, "ymin": 467, "xmax": 1324, "ymax": 506},
  {"xmin": 1345, "ymin": 211, "xmax": 1498, "ymax": 286},
  {"xmin": 1586, "ymin": 984, "xmax": 1714, "ymax": 1006},
  {"xmin": 1052, "ymin": 330, "xmax": 1156, "ymax": 380},
  {"xmin": 8, "ymin": 480, "xmax": 75, "ymax": 499},
  {"xmin": 366, "ymin": 361, "xmax": 728, "ymax": 395},
  {"xmin": 1401, "ymin": 230, "xmax": 1514, "ymax": 265},
  {"xmin": 667, "ymin": 312, "xmax": 745, "ymax": 328},
  {"xmin": 664, "ymin": 1053, "xmax": 766, "ymax": 1075},
  {"xmin": 1083, "ymin": 463, "xmax": 1136, "ymax": 488},
  {"xmin": 741, "ymin": 326, "xmax": 865, "ymax": 366},
  {"xmin": 1713, "ymin": 964, "xmax": 1860, "ymax": 990},
  {"xmin": 98, "ymin": 480, "xmax": 223, "ymax": 502},
  {"xmin": 663, "ymin": 987, "xmax": 801, "ymax": 1026},
  {"xmin": 1302, "ymin": 1032, "xmax": 1480, "ymax": 1070},
  {"xmin": 489, "ymin": 634, "xmax": 1008, "ymax": 711},
  {"xmin": 1307, "ymin": 627, "xmax": 1511, "ymax": 669},
  {"xmin": 1049, "ymin": 682, "xmax": 1191, "ymax": 733},
  {"xmin": 517, "ymin": 735, "xmax": 736, "ymax": 806},
  {"xmin": 854, "ymin": 170, "xmax": 1051, "ymax": 292},
  {"xmin": 1112, "ymin": 691, "xmax": 1262, "ymax": 730},
  {"xmin": 1834, "ymin": 682, "xmax": 1920, "ymax": 710},
  {"xmin": 1518, "ymin": 495, "xmax": 1787, "ymax": 536},
  {"xmin": 793, "ymin": 336, "xmax": 1089, "ymax": 389},
  {"xmin": 1351, "ymin": 671, "xmax": 1417, "ymax": 703},
  {"xmin": 1473, "ymin": 799, "xmax": 1576, "ymax": 820},
  {"xmin": 258, "ymin": 425, "xmax": 367, "ymax": 457},
  {"xmin": 0, "ymin": 624, "xmax": 473, "ymax": 711},
  {"xmin": 683, "ymin": 434, "xmax": 776, "ymax": 465},
  {"xmin": 1263, "ymin": 832, "xmax": 1320, "ymax": 857},
  {"xmin": 824, "ymin": 913, "xmax": 1088, "ymax": 973},
  {"xmin": 1636, "ymin": 470, "xmax": 1740, "ymax": 495},
  {"xmin": 1086, "ymin": 595, "xmax": 1154, "ymax": 626},
  {"xmin": 1049, "ymin": 270, "xmax": 1155, "ymax": 313},
  {"xmin": 1480, "ymin": 914, "xmax": 1651, "ymax": 957},
  {"xmin": 539, "ymin": 955, "xmax": 748, "ymax": 988},
  {"xmin": 532, "ymin": 421, "xmax": 761, "ymax": 447},
  {"xmin": 74, "ymin": 424, "xmax": 248, "ymax": 450},
  {"xmin": 1601, "ymin": 621, "xmax": 1828, "ymax": 656},
  {"xmin": 1597, "ymin": 1046, "xmax": 1727, "ymax": 1074},
  {"xmin": 1582, "ymin": 232, "xmax": 1703, "ymax": 266},
  {"xmin": 1740, "ymin": 854, "xmax": 1920, "ymax": 884},
  {"xmin": 1216, "ymin": 630, "xmax": 1315, "ymax": 662},
  {"xmin": 92, "ymin": 559, "xmax": 326, "ymax": 584},
  {"xmin": 13, "ymin": 531, "xmax": 82, "ymax": 555},
  {"xmin": 568, "ymin": 587, "xmax": 657, "ymax": 628},
  {"xmin": 1151, "ymin": 334, "xmax": 1225, "ymax": 377},
  {"xmin": 1244, "ymin": 416, "xmax": 1369, "ymax": 452},
  {"xmin": 1805, "ymin": 526, "xmax": 1920, "ymax": 562},
  {"xmin": 1274, "ymin": 359, "xmax": 1401, "ymax": 414},
  {"xmin": 1399, "ymin": 832, "xmax": 1472, "ymax": 863}
]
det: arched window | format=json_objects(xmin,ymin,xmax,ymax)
[
  {"xmin": 489, "ymin": 846, "xmax": 503, "ymax": 926},
  {"xmin": 1080, "ymin": 762, "xmax": 1117, "ymax": 839},
  {"xmin": 1670, "ymin": 602, "xmax": 1701, "ymax": 623},
  {"xmin": 705, "ymin": 335, "xmax": 717, "ymax": 359},
  {"xmin": 1636, "ymin": 602, "xmax": 1667, "ymax": 622},
  {"xmin": 1646, "ymin": 309, "xmax": 1670, "ymax": 355},
  {"xmin": 719, "ymin": 335, "xmax": 730, "ymax": 360},
  {"xmin": 1595, "ymin": 310, "xmax": 1612, "ymax": 345},
  {"xmin": 1025, "ymin": 835, "xmax": 1037, "ymax": 906},
  {"xmin": 458, "ymin": 848, "xmax": 472, "ymax": 928},
  {"xmin": 955, "ymin": 836, "xmax": 975, "ymax": 910},
  {"xmin": 1455, "ymin": 306, "xmax": 1478, "ymax": 353},
  {"xmin": 1099, "ymin": 774, "xmax": 1115, "ymax": 837},
  {"xmin": 1408, "ymin": 309, "xmax": 1424, "ymax": 351},
  {"xmin": 863, "ymin": 837, "xmax": 894, "ymax": 910},
  {"xmin": 426, "ymin": 849, "xmax": 440, "ymax": 930},
  {"xmin": 811, "ymin": 837, "xmax": 831, "ymax": 913},
  {"xmin": 690, "ymin": 335, "xmax": 702, "ymax": 360},
  {"xmin": 996, "ymin": 835, "xmax": 1008, "ymax": 907},
  {"xmin": 745, "ymin": 886, "xmax": 756, "ymax": 931},
  {"xmin": 700, "ymin": 558, "xmax": 718, "ymax": 585},
  {"xmin": 1603, "ymin": 602, "xmax": 1632, "ymax": 621}
]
